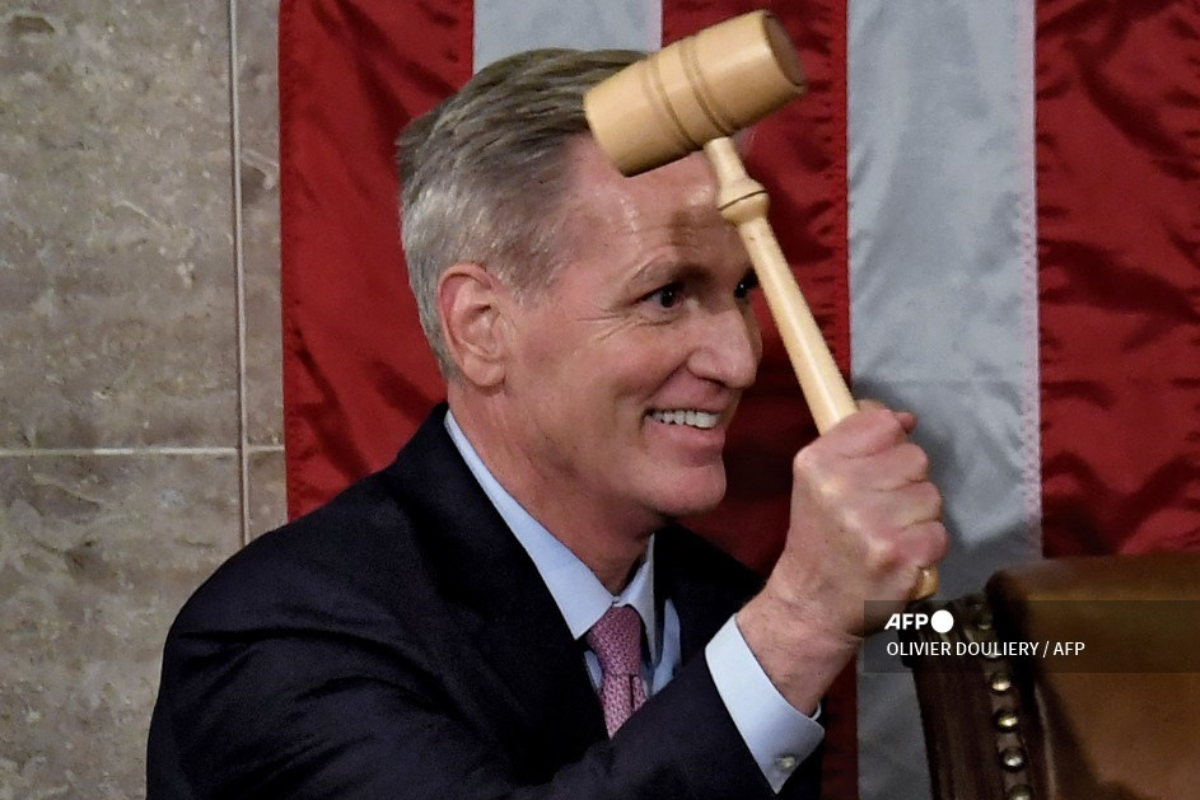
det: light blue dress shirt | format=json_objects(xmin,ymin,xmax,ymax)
[{"xmin": 445, "ymin": 412, "xmax": 823, "ymax": 792}]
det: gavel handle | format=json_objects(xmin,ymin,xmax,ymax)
[{"xmin": 703, "ymin": 137, "xmax": 939, "ymax": 601}]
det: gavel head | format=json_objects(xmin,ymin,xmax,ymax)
[{"xmin": 584, "ymin": 11, "xmax": 805, "ymax": 177}]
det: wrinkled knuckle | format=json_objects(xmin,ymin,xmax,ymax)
[
  {"xmin": 907, "ymin": 444, "xmax": 931, "ymax": 478},
  {"xmin": 874, "ymin": 407, "xmax": 905, "ymax": 437},
  {"xmin": 915, "ymin": 481, "xmax": 943, "ymax": 517},
  {"xmin": 930, "ymin": 522, "xmax": 951, "ymax": 560},
  {"xmin": 870, "ymin": 533, "xmax": 908, "ymax": 578},
  {"xmin": 861, "ymin": 537, "xmax": 890, "ymax": 576},
  {"xmin": 792, "ymin": 447, "xmax": 817, "ymax": 477},
  {"xmin": 794, "ymin": 449, "xmax": 843, "ymax": 496},
  {"xmin": 793, "ymin": 440, "xmax": 835, "ymax": 477},
  {"xmin": 914, "ymin": 521, "xmax": 950, "ymax": 565}
]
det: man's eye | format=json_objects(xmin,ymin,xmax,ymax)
[
  {"xmin": 647, "ymin": 283, "xmax": 683, "ymax": 309},
  {"xmin": 734, "ymin": 271, "xmax": 760, "ymax": 300}
]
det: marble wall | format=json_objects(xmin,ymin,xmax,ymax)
[{"xmin": 0, "ymin": 2, "xmax": 285, "ymax": 797}]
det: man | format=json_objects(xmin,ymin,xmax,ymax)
[{"xmin": 148, "ymin": 48, "xmax": 946, "ymax": 799}]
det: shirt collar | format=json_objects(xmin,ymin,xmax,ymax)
[{"xmin": 445, "ymin": 410, "xmax": 659, "ymax": 659}]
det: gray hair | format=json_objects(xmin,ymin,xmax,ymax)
[{"xmin": 398, "ymin": 48, "xmax": 643, "ymax": 377}]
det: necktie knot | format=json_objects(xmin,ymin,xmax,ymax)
[{"xmin": 586, "ymin": 605, "xmax": 647, "ymax": 737}]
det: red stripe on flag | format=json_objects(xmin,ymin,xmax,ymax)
[
  {"xmin": 1035, "ymin": 1, "xmax": 1200, "ymax": 556},
  {"xmin": 280, "ymin": 0, "xmax": 471, "ymax": 518}
]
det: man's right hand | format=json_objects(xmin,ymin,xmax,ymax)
[{"xmin": 735, "ymin": 406, "xmax": 949, "ymax": 714}]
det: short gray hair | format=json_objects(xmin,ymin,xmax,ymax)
[{"xmin": 398, "ymin": 48, "xmax": 643, "ymax": 377}]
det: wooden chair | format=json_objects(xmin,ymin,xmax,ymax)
[{"xmin": 900, "ymin": 551, "xmax": 1200, "ymax": 800}]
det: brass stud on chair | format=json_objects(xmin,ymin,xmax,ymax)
[
  {"xmin": 1006, "ymin": 783, "xmax": 1033, "ymax": 800},
  {"xmin": 974, "ymin": 610, "xmax": 994, "ymax": 631},
  {"xmin": 994, "ymin": 707, "xmax": 1019, "ymax": 732},
  {"xmin": 989, "ymin": 671, "xmax": 1014, "ymax": 694},
  {"xmin": 999, "ymin": 746, "xmax": 1027, "ymax": 772}
]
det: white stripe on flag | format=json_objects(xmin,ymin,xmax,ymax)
[
  {"xmin": 474, "ymin": 0, "xmax": 662, "ymax": 70},
  {"xmin": 848, "ymin": 1, "xmax": 1042, "ymax": 799}
]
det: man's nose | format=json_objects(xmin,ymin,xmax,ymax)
[{"xmin": 689, "ymin": 306, "xmax": 761, "ymax": 389}]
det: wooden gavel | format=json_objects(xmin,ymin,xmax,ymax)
[{"xmin": 584, "ymin": 11, "xmax": 938, "ymax": 601}]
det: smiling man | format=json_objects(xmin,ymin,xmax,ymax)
[{"xmin": 148, "ymin": 49, "xmax": 947, "ymax": 800}]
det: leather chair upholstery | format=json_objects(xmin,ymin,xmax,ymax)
[{"xmin": 900, "ymin": 551, "xmax": 1200, "ymax": 800}]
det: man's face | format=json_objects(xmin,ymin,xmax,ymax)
[{"xmin": 500, "ymin": 138, "xmax": 762, "ymax": 533}]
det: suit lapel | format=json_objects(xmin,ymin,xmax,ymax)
[
  {"xmin": 655, "ymin": 526, "xmax": 764, "ymax": 664},
  {"xmin": 383, "ymin": 408, "xmax": 606, "ymax": 768}
]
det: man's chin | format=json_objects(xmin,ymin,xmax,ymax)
[{"xmin": 648, "ymin": 468, "xmax": 727, "ymax": 521}]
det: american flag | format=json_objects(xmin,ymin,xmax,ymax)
[{"xmin": 278, "ymin": 1, "xmax": 1200, "ymax": 797}]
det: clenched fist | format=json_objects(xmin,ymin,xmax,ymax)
[{"xmin": 736, "ymin": 405, "xmax": 949, "ymax": 715}]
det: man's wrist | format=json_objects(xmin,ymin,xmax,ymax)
[{"xmin": 735, "ymin": 589, "xmax": 860, "ymax": 715}]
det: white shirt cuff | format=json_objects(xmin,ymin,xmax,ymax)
[{"xmin": 705, "ymin": 616, "xmax": 825, "ymax": 793}]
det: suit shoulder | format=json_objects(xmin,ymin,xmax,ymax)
[{"xmin": 172, "ymin": 469, "xmax": 427, "ymax": 635}]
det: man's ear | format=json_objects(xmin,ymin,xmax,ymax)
[{"xmin": 437, "ymin": 263, "xmax": 510, "ymax": 388}]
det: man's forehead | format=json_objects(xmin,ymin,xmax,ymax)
[
  {"xmin": 565, "ymin": 139, "xmax": 721, "ymax": 223},
  {"xmin": 542, "ymin": 141, "xmax": 746, "ymax": 291}
]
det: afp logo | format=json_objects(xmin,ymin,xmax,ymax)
[{"xmin": 883, "ymin": 609, "xmax": 955, "ymax": 633}]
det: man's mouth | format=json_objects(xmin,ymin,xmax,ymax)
[{"xmin": 647, "ymin": 409, "xmax": 720, "ymax": 430}]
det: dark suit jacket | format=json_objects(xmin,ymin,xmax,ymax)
[{"xmin": 147, "ymin": 406, "xmax": 820, "ymax": 799}]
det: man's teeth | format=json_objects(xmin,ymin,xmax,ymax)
[{"xmin": 649, "ymin": 410, "xmax": 719, "ymax": 430}]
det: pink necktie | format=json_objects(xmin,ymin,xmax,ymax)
[{"xmin": 586, "ymin": 605, "xmax": 648, "ymax": 737}]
